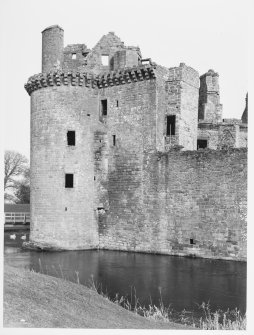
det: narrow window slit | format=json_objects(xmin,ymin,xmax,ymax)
[
  {"xmin": 166, "ymin": 115, "xmax": 176, "ymax": 136},
  {"xmin": 101, "ymin": 99, "xmax": 107, "ymax": 116},
  {"xmin": 67, "ymin": 131, "xmax": 75, "ymax": 146},
  {"xmin": 65, "ymin": 174, "xmax": 74, "ymax": 188}
]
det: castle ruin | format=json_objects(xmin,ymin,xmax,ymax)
[{"xmin": 24, "ymin": 25, "xmax": 247, "ymax": 260}]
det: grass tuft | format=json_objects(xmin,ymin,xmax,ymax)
[{"xmin": 198, "ymin": 302, "xmax": 246, "ymax": 330}]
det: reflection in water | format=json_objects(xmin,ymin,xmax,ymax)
[{"xmin": 4, "ymin": 231, "xmax": 246, "ymax": 315}]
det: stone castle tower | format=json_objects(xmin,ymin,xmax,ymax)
[{"xmin": 24, "ymin": 25, "xmax": 247, "ymax": 261}]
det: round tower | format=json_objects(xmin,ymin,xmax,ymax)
[
  {"xmin": 42, "ymin": 25, "xmax": 64, "ymax": 72},
  {"xmin": 24, "ymin": 26, "xmax": 99, "ymax": 250}
]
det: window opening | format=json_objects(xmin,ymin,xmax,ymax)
[
  {"xmin": 197, "ymin": 139, "xmax": 208, "ymax": 150},
  {"xmin": 72, "ymin": 53, "xmax": 76, "ymax": 59},
  {"xmin": 101, "ymin": 55, "xmax": 109, "ymax": 66},
  {"xmin": 113, "ymin": 135, "xmax": 116, "ymax": 146},
  {"xmin": 166, "ymin": 115, "xmax": 176, "ymax": 136},
  {"xmin": 190, "ymin": 239, "xmax": 195, "ymax": 245},
  {"xmin": 65, "ymin": 174, "xmax": 74, "ymax": 188},
  {"xmin": 101, "ymin": 99, "xmax": 107, "ymax": 116},
  {"xmin": 116, "ymin": 100, "xmax": 119, "ymax": 107},
  {"xmin": 141, "ymin": 58, "xmax": 151, "ymax": 65},
  {"xmin": 67, "ymin": 131, "xmax": 75, "ymax": 146}
]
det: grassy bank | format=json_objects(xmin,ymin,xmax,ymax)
[{"xmin": 3, "ymin": 265, "xmax": 191, "ymax": 329}]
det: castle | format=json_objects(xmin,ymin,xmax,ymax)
[{"xmin": 24, "ymin": 25, "xmax": 247, "ymax": 261}]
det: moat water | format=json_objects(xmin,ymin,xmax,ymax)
[{"xmin": 4, "ymin": 230, "xmax": 246, "ymax": 319}]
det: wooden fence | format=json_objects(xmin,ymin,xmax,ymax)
[{"xmin": 5, "ymin": 212, "xmax": 30, "ymax": 224}]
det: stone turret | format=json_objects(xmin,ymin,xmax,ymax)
[
  {"xmin": 198, "ymin": 69, "xmax": 222, "ymax": 123},
  {"xmin": 241, "ymin": 93, "xmax": 248, "ymax": 124},
  {"xmin": 42, "ymin": 25, "xmax": 64, "ymax": 73}
]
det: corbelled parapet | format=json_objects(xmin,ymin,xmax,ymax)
[{"xmin": 24, "ymin": 64, "xmax": 157, "ymax": 95}]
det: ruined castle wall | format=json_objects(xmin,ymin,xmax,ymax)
[
  {"xmin": 218, "ymin": 124, "xmax": 239, "ymax": 149},
  {"xmin": 166, "ymin": 65, "xmax": 199, "ymax": 150},
  {"xmin": 85, "ymin": 32, "xmax": 124, "ymax": 75},
  {"xmin": 198, "ymin": 71, "xmax": 222, "ymax": 123},
  {"xmin": 179, "ymin": 66, "xmax": 199, "ymax": 150},
  {"xmin": 198, "ymin": 124, "xmax": 219, "ymax": 149},
  {"xmin": 239, "ymin": 126, "xmax": 248, "ymax": 148},
  {"xmin": 30, "ymin": 85, "xmax": 99, "ymax": 249},
  {"xmin": 141, "ymin": 149, "xmax": 247, "ymax": 261},
  {"xmin": 155, "ymin": 66, "xmax": 170, "ymax": 151},
  {"xmin": 99, "ymin": 148, "xmax": 247, "ymax": 261},
  {"xmin": 63, "ymin": 44, "xmax": 89, "ymax": 72},
  {"xmin": 198, "ymin": 123, "xmax": 248, "ymax": 149}
]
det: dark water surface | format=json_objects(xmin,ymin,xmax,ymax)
[{"xmin": 4, "ymin": 231, "xmax": 246, "ymax": 316}]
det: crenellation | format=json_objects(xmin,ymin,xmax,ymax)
[{"xmin": 25, "ymin": 25, "xmax": 247, "ymax": 261}]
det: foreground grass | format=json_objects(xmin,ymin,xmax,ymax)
[
  {"xmin": 3, "ymin": 265, "xmax": 191, "ymax": 329},
  {"xmin": 198, "ymin": 302, "xmax": 246, "ymax": 330},
  {"xmin": 4, "ymin": 264, "xmax": 246, "ymax": 330}
]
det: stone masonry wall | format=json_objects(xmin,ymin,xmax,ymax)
[
  {"xmin": 85, "ymin": 32, "xmax": 124, "ymax": 75},
  {"xmin": 198, "ymin": 70, "xmax": 222, "ymax": 123},
  {"xmin": 27, "ymin": 26, "xmax": 248, "ymax": 261},
  {"xmin": 166, "ymin": 64, "xmax": 199, "ymax": 150},
  {"xmin": 198, "ymin": 123, "xmax": 248, "ymax": 149},
  {"xmin": 178, "ymin": 65, "xmax": 199, "ymax": 150},
  {"xmin": 100, "ymin": 148, "xmax": 247, "ymax": 261},
  {"xmin": 63, "ymin": 44, "xmax": 90, "ymax": 72},
  {"xmin": 97, "ymin": 79, "xmax": 157, "ymax": 250},
  {"xmin": 42, "ymin": 25, "xmax": 64, "ymax": 73},
  {"xmin": 239, "ymin": 126, "xmax": 248, "ymax": 148}
]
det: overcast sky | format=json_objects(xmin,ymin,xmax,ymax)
[{"xmin": 0, "ymin": 0, "xmax": 248, "ymax": 159}]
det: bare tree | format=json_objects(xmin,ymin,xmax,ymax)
[
  {"xmin": 4, "ymin": 150, "xmax": 28, "ymax": 191},
  {"xmin": 14, "ymin": 167, "xmax": 30, "ymax": 204}
]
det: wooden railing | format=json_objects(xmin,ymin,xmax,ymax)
[{"xmin": 5, "ymin": 212, "xmax": 30, "ymax": 224}]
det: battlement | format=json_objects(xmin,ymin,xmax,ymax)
[{"xmin": 24, "ymin": 64, "xmax": 157, "ymax": 95}]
